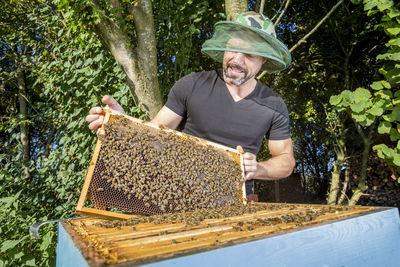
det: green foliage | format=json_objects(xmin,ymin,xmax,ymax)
[
  {"xmin": 0, "ymin": 1, "xmax": 139, "ymax": 266},
  {"xmin": 329, "ymin": 88, "xmax": 380, "ymax": 126},
  {"xmin": 154, "ymin": 0, "xmax": 225, "ymax": 98},
  {"xmin": 1, "ymin": 0, "xmax": 222, "ymax": 265},
  {"xmin": 330, "ymin": 0, "xmax": 400, "ymax": 178}
]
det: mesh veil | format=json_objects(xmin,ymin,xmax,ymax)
[{"xmin": 201, "ymin": 22, "xmax": 291, "ymax": 73}]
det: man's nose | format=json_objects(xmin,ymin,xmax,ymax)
[{"xmin": 231, "ymin": 52, "xmax": 246, "ymax": 64}]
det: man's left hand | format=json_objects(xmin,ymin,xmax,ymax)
[{"xmin": 243, "ymin": 152, "xmax": 258, "ymax": 180}]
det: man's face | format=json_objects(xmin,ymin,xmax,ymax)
[{"xmin": 223, "ymin": 51, "xmax": 266, "ymax": 86}]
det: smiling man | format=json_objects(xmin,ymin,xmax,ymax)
[{"xmin": 87, "ymin": 11, "xmax": 295, "ymax": 200}]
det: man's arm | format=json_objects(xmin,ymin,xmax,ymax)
[
  {"xmin": 151, "ymin": 106, "xmax": 183, "ymax": 130},
  {"xmin": 243, "ymin": 138, "xmax": 295, "ymax": 180}
]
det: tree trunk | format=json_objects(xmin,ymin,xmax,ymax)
[
  {"xmin": 91, "ymin": 0, "xmax": 163, "ymax": 119},
  {"xmin": 348, "ymin": 127, "xmax": 371, "ymax": 206},
  {"xmin": 18, "ymin": 66, "xmax": 31, "ymax": 180},
  {"xmin": 337, "ymin": 163, "xmax": 350, "ymax": 205},
  {"xmin": 225, "ymin": 0, "xmax": 248, "ymax": 21},
  {"xmin": 327, "ymin": 139, "xmax": 345, "ymax": 205}
]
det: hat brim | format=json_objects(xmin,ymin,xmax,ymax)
[{"xmin": 202, "ymin": 21, "xmax": 291, "ymax": 73}]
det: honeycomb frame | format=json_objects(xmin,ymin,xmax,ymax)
[{"xmin": 76, "ymin": 110, "xmax": 246, "ymax": 220}]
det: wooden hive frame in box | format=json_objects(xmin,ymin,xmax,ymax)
[
  {"xmin": 76, "ymin": 109, "xmax": 246, "ymax": 220},
  {"xmin": 61, "ymin": 202, "xmax": 387, "ymax": 266}
]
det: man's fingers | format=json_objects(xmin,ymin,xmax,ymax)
[
  {"xmin": 243, "ymin": 152, "xmax": 256, "ymax": 160},
  {"xmin": 245, "ymin": 172, "xmax": 255, "ymax": 180},
  {"xmin": 102, "ymin": 95, "xmax": 125, "ymax": 114},
  {"xmin": 86, "ymin": 114, "xmax": 100, "ymax": 123},
  {"xmin": 242, "ymin": 152, "xmax": 258, "ymax": 180},
  {"xmin": 89, "ymin": 106, "xmax": 103, "ymax": 115},
  {"xmin": 88, "ymin": 115, "xmax": 104, "ymax": 131},
  {"xmin": 244, "ymin": 164, "xmax": 257, "ymax": 172}
]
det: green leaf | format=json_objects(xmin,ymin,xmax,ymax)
[
  {"xmin": 387, "ymin": 26, "xmax": 400, "ymax": 35},
  {"xmin": 329, "ymin": 95, "xmax": 342, "ymax": 105},
  {"xmin": 378, "ymin": 121, "xmax": 392, "ymax": 134},
  {"xmin": 352, "ymin": 113, "xmax": 367, "ymax": 122},
  {"xmin": 393, "ymin": 153, "xmax": 400, "ymax": 167},
  {"xmin": 388, "ymin": 8, "xmax": 400, "ymax": 18},
  {"xmin": 368, "ymin": 106, "xmax": 384, "ymax": 116},
  {"xmin": 374, "ymin": 143, "xmax": 394, "ymax": 158},
  {"xmin": 67, "ymin": 77, "xmax": 76, "ymax": 85},
  {"xmin": 25, "ymin": 258, "xmax": 36, "ymax": 266},
  {"xmin": 40, "ymin": 232, "xmax": 53, "ymax": 251},
  {"xmin": 364, "ymin": 1, "xmax": 377, "ymax": 11},
  {"xmin": 391, "ymin": 106, "xmax": 400, "ymax": 121},
  {"xmin": 375, "ymin": 89, "xmax": 393, "ymax": 99},
  {"xmin": 382, "ymin": 80, "xmax": 391, "ymax": 88},
  {"xmin": 94, "ymin": 53, "xmax": 103, "ymax": 62},
  {"xmin": 120, "ymin": 95, "xmax": 128, "ymax": 106},
  {"xmin": 377, "ymin": 0, "xmax": 394, "ymax": 11},
  {"xmin": 365, "ymin": 114, "xmax": 376, "ymax": 126},
  {"xmin": 350, "ymin": 100, "xmax": 370, "ymax": 112},
  {"xmin": 84, "ymin": 58, "xmax": 93, "ymax": 66},
  {"xmin": 354, "ymin": 88, "xmax": 371, "ymax": 100},
  {"xmin": 371, "ymin": 81, "xmax": 384, "ymax": 90},
  {"xmin": 1, "ymin": 240, "xmax": 21, "ymax": 253},
  {"xmin": 390, "ymin": 127, "xmax": 400, "ymax": 141}
]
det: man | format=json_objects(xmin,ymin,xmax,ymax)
[{"xmin": 86, "ymin": 12, "xmax": 295, "ymax": 199}]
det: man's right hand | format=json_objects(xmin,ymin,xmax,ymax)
[{"xmin": 86, "ymin": 95, "xmax": 125, "ymax": 133}]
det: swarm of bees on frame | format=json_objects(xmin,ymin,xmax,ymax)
[
  {"xmin": 95, "ymin": 202, "xmax": 353, "ymax": 229},
  {"xmin": 88, "ymin": 114, "xmax": 243, "ymax": 214}
]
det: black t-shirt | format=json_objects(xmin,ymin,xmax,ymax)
[{"xmin": 165, "ymin": 70, "xmax": 291, "ymax": 155}]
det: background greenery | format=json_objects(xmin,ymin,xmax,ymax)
[{"xmin": 1, "ymin": 0, "xmax": 399, "ymax": 265}]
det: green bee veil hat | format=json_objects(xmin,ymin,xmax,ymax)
[{"xmin": 201, "ymin": 11, "xmax": 291, "ymax": 73}]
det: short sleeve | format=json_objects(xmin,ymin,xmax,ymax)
[
  {"xmin": 266, "ymin": 100, "xmax": 291, "ymax": 140},
  {"xmin": 165, "ymin": 74, "xmax": 194, "ymax": 117}
]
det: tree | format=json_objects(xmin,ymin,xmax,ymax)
[
  {"xmin": 329, "ymin": 0, "xmax": 400, "ymax": 205},
  {"xmin": 62, "ymin": 0, "xmax": 166, "ymax": 118}
]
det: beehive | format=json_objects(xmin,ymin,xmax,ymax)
[
  {"xmin": 76, "ymin": 110, "xmax": 246, "ymax": 219},
  {"xmin": 58, "ymin": 202, "xmax": 400, "ymax": 266}
]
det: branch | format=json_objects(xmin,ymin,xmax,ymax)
[
  {"xmin": 271, "ymin": 0, "xmax": 286, "ymax": 21},
  {"xmin": 19, "ymin": 92, "xmax": 40, "ymax": 114},
  {"xmin": 257, "ymin": 0, "xmax": 344, "ymax": 80},
  {"xmin": 259, "ymin": 0, "xmax": 266, "ymax": 15},
  {"xmin": 289, "ymin": 0, "xmax": 344, "ymax": 53},
  {"xmin": 274, "ymin": 0, "xmax": 291, "ymax": 26}
]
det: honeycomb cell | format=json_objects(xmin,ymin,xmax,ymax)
[{"xmin": 86, "ymin": 114, "xmax": 244, "ymax": 215}]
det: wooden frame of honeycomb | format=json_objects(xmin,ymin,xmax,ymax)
[
  {"xmin": 76, "ymin": 109, "xmax": 246, "ymax": 220},
  {"xmin": 66, "ymin": 203, "xmax": 379, "ymax": 265}
]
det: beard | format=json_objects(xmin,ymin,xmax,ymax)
[{"xmin": 223, "ymin": 63, "xmax": 254, "ymax": 86}]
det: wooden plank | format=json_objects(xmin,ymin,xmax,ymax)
[
  {"xmin": 75, "ymin": 207, "xmax": 138, "ymax": 220},
  {"xmin": 76, "ymin": 111, "xmax": 110, "ymax": 211}
]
